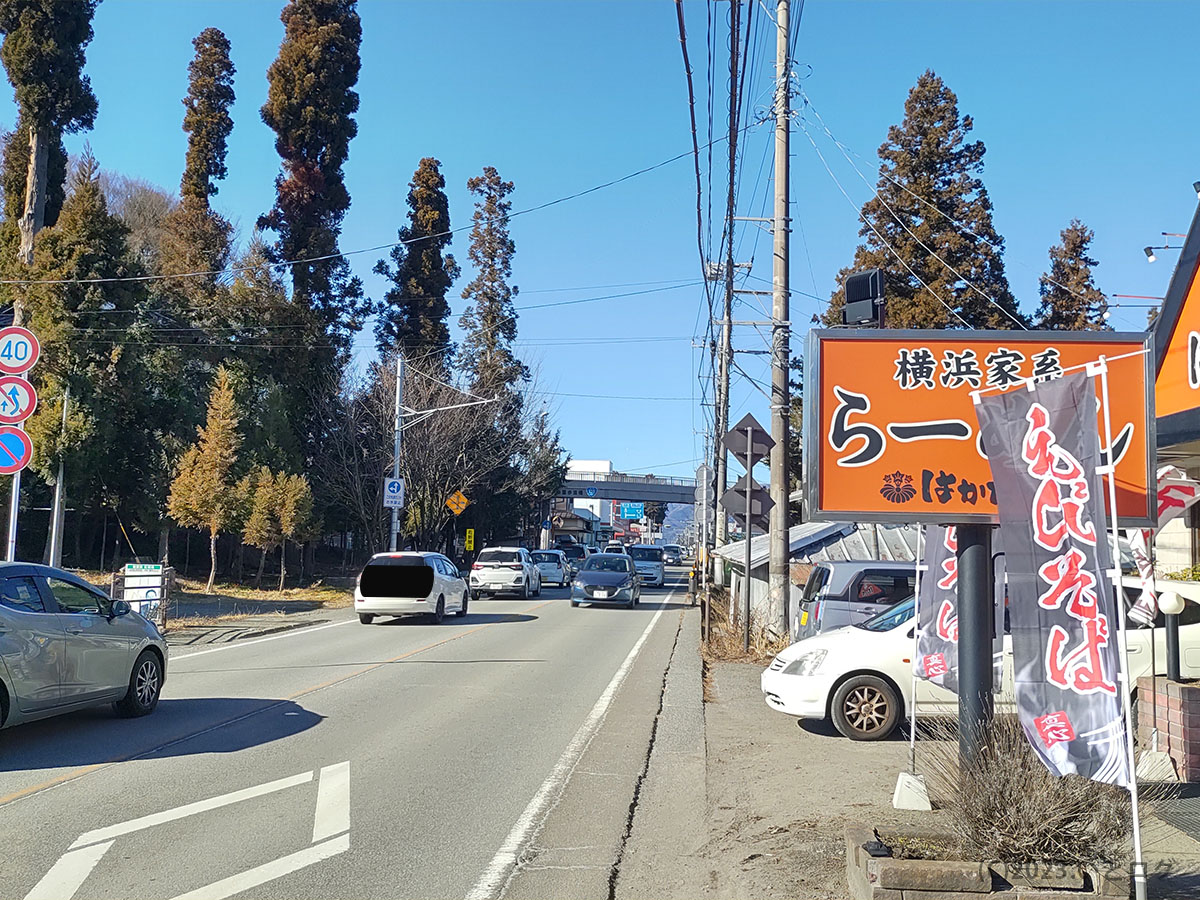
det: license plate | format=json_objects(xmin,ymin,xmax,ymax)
[
  {"xmin": 800, "ymin": 610, "xmax": 808, "ymax": 625},
  {"xmin": 595, "ymin": 590, "xmax": 609, "ymax": 599}
]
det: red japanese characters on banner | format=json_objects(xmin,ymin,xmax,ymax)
[{"xmin": 977, "ymin": 372, "xmax": 1130, "ymax": 787}]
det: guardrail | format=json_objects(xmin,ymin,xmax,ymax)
[{"xmin": 564, "ymin": 472, "xmax": 696, "ymax": 487}]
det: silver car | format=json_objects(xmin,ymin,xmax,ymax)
[{"xmin": 0, "ymin": 563, "xmax": 168, "ymax": 729}]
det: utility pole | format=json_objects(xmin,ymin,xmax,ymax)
[
  {"xmin": 49, "ymin": 384, "xmax": 69, "ymax": 568},
  {"xmin": 390, "ymin": 353, "xmax": 404, "ymax": 552},
  {"xmin": 715, "ymin": 0, "xmax": 743, "ymax": 554},
  {"xmin": 767, "ymin": 0, "xmax": 792, "ymax": 636}
]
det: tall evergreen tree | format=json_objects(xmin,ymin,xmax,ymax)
[
  {"xmin": 1034, "ymin": 219, "xmax": 1109, "ymax": 331},
  {"xmin": 458, "ymin": 166, "xmax": 527, "ymax": 395},
  {"xmin": 374, "ymin": 157, "xmax": 460, "ymax": 360},
  {"xmin": 1, "ymin": 115, "xmax": 66, "ymax": 227},
  {"xmin": 23, "ymin": 151, "xmax": 154, "ymax": 531},
  {"xmin": 180, "ymin": 27, "xmax": 235, "ymax": 209},
  {"xmin": 168, "ymin": 367, "xmax": 243, "ymax": 593},
  {"xmin": 258, "ymin": 0, "xmax": 366, "ymax": 352},
  {"xmin": 0, "ymin": 0, "xmax": 98, "ymax": 287},
  {"xmin": 822, "ymin": 70, "xmax": 1023, "ymax": 329}
]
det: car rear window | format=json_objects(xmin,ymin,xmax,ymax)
[
  {"xmin": 586, "ymin": 556, "xmax": 632, "ymax": 573},
  {"xmin": 531, "ymin": 552, "xmax": 558, "ymax": 564},
  {"xmin": 631, "ymin": 547, "xmax": 662, "ymax": 561},
  {"xmin": 562, "ymin": 546, "xmax": 586, "ymax": 559},
  {"xmin": 359, "ymin": 557, "xmax": 434, "ymax": 598},
  {"xmin": 477, "ymin": 550, "xmax": 519, "ymax": 564}
]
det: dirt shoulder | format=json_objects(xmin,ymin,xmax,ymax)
[{"xmin": 701, "ymin": 659, "xmax": 945, "ymax": 900}]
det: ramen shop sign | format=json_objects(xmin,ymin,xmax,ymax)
[{"xmin": 803, "ymin": 329, "xmax": 1155, "ymax": 526}]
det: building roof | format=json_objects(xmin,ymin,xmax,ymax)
[{"xmin": 713, "ymin": 521, "xmax": 919, "ymax": 571}]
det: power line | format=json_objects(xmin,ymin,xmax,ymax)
[
  {"xmin": 799, "ymin": 121, "xmax": 972, "ymax": 328},
  {"xmin": 800, "ymin": 96, "xmax": 1027, "ymax": 330}
]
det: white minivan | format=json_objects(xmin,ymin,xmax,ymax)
[
  {"xmin": 531, "ymin": 550, "xmax": 570, "ymax": 587},
  {"xmin": 355, "ymin": 552, "xmax": 468, "ymax": 624},
  {"xmin": 629, "ymin": 545, "xmax": 665, "ymax": 587}
]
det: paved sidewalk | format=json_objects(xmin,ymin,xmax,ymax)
[{"xmin": 616, "ymin": 607, "xmax": 707, "ymax": 898}]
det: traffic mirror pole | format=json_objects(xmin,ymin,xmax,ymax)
[
  {"xmin": 390, "ymin": 354, "xmax": 404, "ymax": 553},
  {"xmin": 956, "ymin": 523, "xmax": 994, "ymax": 764},
  {"xmin": 48, "ymin": 384, "xmax": 68, "ymax": 567},
  {"xmin": 5, "ymin": 448, "xmax": 18, "ymax": 561}
]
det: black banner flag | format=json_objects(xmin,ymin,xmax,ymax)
[{"xmin": 976, "ymin": 372, "xmax": 1130, "ymax": 786}]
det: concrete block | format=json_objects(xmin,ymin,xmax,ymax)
[
  {"xmin": 992, "ymin": 861, "xmax": 1084, "ymax": 889},
  {"xmin": 868, "ymin": 858, "xmax": 989, "ymax": 893},
  {"xmin": 893, "ymin": 772, "xmax": 932, "ymax": 811},
  {"xmin": 1089, "ymin": 866, "xmax": 1130, "ymax": 897}
]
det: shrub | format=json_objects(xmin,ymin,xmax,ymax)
[{"xmin": 918, "ymin": 714, "xmax": 1132, "ymax": 866}]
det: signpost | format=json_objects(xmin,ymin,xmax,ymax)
[
  {"xmin": 446, "ymin": 490, "xmax": 470, "ymax": 516},
  {"xmin": 805, "ymin": 330, "xmax": 1155, "ymax": 525},
  {"xmin": 619, "ymin": 502, "xmax": 644, "ymax": 520},
  {"xmin": 0, "ymin": 325, "xmax": 39, "ymax": 562},
  {"xmin": 382, "ymin": 477, "xmax": 405, "ymax": 510},
  {"xmin": 806, "ymin": 327, "xmax": 1155, "ymax": 874},
  {"xmin": 721, "ymin": 414, "xmax": 774, "ymax": 651}
]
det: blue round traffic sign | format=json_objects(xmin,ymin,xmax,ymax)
[
  {"xmin": 0, "ymin": 425, "xmax": 32, "ymax": 475},
  {"xmin": 541, "ymin": 519, "xmax": 552, "ymax": 530},
  {"xmin": 586, "ymin": 486, "xmax": 597, "ymax": 498},
  {"xmin": 387, "ymin": 480, "xmax": 402, "ymax": 494}
]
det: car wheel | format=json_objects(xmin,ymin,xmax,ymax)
[
  {"xmin": 570, "ymin": 600, "xmax": 579, "ymax": 607},
  {"xmin": 359, "ymin": 613, "xmax": 375, "ymax": 625},
  {"xmin": 456, "ymin": 592, "xmax": 468, "ymax": 617},
  {"xmin": 115, "ymin": 650, "xmax": 163, "ymax": 718},
  {"xmin": 533, "ymin": 577, "xmax": 542, "ymax": 597},
  {"xmin": 431, "ymin": 596, "xmax": 445, "ymax": 624},
  {"xmin": 471, "ymin": 590, "xmax": 481, "ymax": 601},
  {"xmin": 520, "ymin": 579, "xmax": 530, "ymax": 600},
  {"xmin": 626, "ymin": 597, "xmax": 635, "ymax": 609},
  {"xmin": 831, "ymin": 675, "xmax": 900, "ymax": 741}
]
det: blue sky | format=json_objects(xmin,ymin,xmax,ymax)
[{"xmin": 0, "ymin": 1, "xmax": 1196, "ymax": 479}]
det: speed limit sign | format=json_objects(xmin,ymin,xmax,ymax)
[{"xmin": 0, "ymin": 326, "xmax": 39, "ymax": 376}]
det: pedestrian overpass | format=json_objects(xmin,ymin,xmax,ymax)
[{"xmin": 557, "ymin": 470, "xmax": 696, "ymax": 505}]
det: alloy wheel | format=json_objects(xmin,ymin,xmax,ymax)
[
  {"xmin": 136, "ymin": 659, "xmax": 160, "ymax": 707},
  {"xmin": 843, "ymin": 685, "xmax": 889, "ymax": 734}
]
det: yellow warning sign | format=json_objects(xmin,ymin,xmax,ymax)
[{"xmin": 446, "ymin": 490, "xmax": 470, "ymax": 516}]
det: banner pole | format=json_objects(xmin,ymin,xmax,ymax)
[
  {"xmin": 1095, "ymin": 357, "xmax": 1147, "ymax": 900},
  {"xmin": 909, "ymin": 524, "xmax": 925, "ymax": 773}
]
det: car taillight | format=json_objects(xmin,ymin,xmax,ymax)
[
  {"xmin": 507, "ymin": 564, "xmax": 523, "ymax": 570},
  {"xmin": 813, "ymin": 600, "xmax": 821, "ymax": 622},
  {"xmin": 472, "ymin": 563, "xmax": 483, "ymax": 570}
]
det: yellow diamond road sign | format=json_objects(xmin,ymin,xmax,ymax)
[{"xmin": 446, "ymin": 490, "xmax": 470, "ymax": 516}]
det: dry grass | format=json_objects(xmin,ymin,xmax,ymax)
[
  {"xmin": 173, "ymin": 577, "xmax": 354, "ymax": 609},
  {"xmin": 917, "ymin": 714, "xmax": 1138, "ymax": 867},
  {"xmin": 701, "ymin": 586, "xmax": 789, "ymax": 666}
]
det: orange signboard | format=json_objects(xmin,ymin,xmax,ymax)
[
  {"xmin": 805, "ymin": 330, "xmax": 1155, "ymax": 526},
  {"xmin": 1152, "ymin": 205, "xmax": 1200, "ymax": 447}
]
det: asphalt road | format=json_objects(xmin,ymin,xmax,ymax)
[{"xmin": 0, "ymin": 567, "xmax": 693, "ymax": 900}]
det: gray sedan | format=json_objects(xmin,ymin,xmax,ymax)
[
  {"xmin": 0, "ymin": 563, "xmax": 168, "ymax": 730},
  {"xmin": 570, "ymin": 554, "xmax": 642, "ymax": 609}
]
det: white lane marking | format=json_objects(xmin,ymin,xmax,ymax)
[
  {"xmin": 23, "ymin": 841, "xmax": 114, "ymax": 900},
  {"xmin": 69, "ymin": 770, "xmax": 314, "ymax": 849},
  {"xmin": 166, "ymin": 833, "xmax": 350, "ymax": 900},
  {"xmin": 170, "ymin": 618, "xmax": 358, "ymax": 661},
  {"xmin": 465, "ymin": 596, "xmax": 671, "ymax": 900},
  {"xmin": 312, "ymin": 761, "xmax": 351, "ymax": 843}
]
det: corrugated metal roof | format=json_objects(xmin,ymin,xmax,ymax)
[{"xmin": 715, "ymin": 521, "xmax": 919, "ymax": 572}]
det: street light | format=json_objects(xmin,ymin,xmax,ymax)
[
  {"xmin": 1193, "ymin": 180, "xmax": 1200, "ymax": 200},
  {"xmin": 1145, "ymin": 247, "xmax": 1157, "ymax": 263}
]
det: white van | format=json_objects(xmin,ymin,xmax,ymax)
[{"xmin": 629, "ymin": 544, "xmax": 665, "ymax": 587}]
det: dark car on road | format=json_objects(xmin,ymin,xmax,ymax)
[
  {"xmin": 570, "ymin": 553, "xmax": 641, "ymax": 609},
  {"xmin": 661, "ymin": 544, "xmax": 683, "ymax": 566}
]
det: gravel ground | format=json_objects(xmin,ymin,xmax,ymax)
[{"xmin": 700, "ymin": 660, "xmax": 947, "ymax": 900}]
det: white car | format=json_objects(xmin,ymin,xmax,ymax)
[
  {"xmin": 531, "ymin": 549, "xmax": 569, "ymax": 587},
  {"xmin": 355, "ymin": 551, "xmax": 468, "ymax": 624},
  {"xmin": 470, "ymin": 546, "xmax": 542, "ymax": 599},
  {"xmin": 629, "ymin": 544, "xmax": 665, "ymax": 586},
  {"xmin": 761, "ymin": 594, "xmax": 1200, "ymax": 741},
  {"xmin": 602, "ymin": 542, "xmax": 628, "ymax": 555}
]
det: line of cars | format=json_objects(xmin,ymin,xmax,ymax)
[{"xmin": 762, "ymin": 559, "xmax": 1200, "ymax": 741}]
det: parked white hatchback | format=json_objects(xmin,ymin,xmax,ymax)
[
  {"xmin": 760, "ymin": 594, "xmax": 1200, "ymax": 741},
  {"xmin": 531, "ymin": 549, "xmax": 570, "ymax": 587},
  {"xmin": 355, "ymin": 552, "xmax": 468, "ymax": 624}
]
